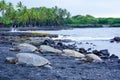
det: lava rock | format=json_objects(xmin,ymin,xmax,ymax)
[
  {"xmin": 92, "ymin": 50, "xmax": 101, "ymax": 56},
  {"xmin": 87, "ymin": 48, "xmax": 92, "ymax": 51},
  {"xmin": 118, "ymin": 59, "xmax": 120, "ymax": 63},
  {"xmin": 110, "ymin": 40, "xmax": 114, "ymax": 43},
  {"xmin": 79, "ymin": 48, "xmax": 87, "ymax": 54},
  {"xmin": 57, "ymin": 42, "xmax": 63, "ymax": 47},
  {"xmin": 111, "ymin": 37, "xmax": 120, "ymax": 42},
  {"xmin": 110, "ymin": 54, "xmax": 119, "ymax": 59},
  {"xmin": 99, "ymin": 49, "xmax": 110, "ymax": 57},
  {"xmin": 42, "ymin": 38, "xmax": 55, "ymax": 46}
]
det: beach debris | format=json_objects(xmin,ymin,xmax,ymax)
[
  {"xmin": 62, "ymin": 49, "xmax": 85, "ymax": 58},
  {"xmin": 10, "ymin": 43, "xmax": 38, "ymax": 52},
  {"xmin": 39, "ymin": 45, "xmax": 62, "ymax": 54},
  {"xmin": 6, "ymin": 53, "xmax": 51, "ymax": 67}
]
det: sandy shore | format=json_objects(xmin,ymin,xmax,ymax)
[{"xmin": 0, "ymin": 34, "xmax": 120, "ymax": 80}]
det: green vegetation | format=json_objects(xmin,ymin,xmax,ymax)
[
  {"xmin": 0, "ymin": 0, "xmax": 120, "ymax": 28},
  {"xmin": 0, "ymin": 0, "xmax": 70, "ymax": 27},
  {"xmin": 68, "ymin": 15, "xmax": 120, "ymax": 27}
]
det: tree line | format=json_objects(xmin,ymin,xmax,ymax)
[
  {"xmin": 0, "ymin": 0, "xmax": 70, "ymax": 27},
  {"xmin": 0, "ymin": 0, "xmax": 120, "ymax": 27},
  {"xmin": 69, "ymin": 15, "xmax": 120, "ymax": 27}
]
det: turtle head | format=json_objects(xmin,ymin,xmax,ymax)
[
  {"xmin": 9, "ymin": 47, "xmax": 20, "ymax": 52},
  {"xmin": 35, "ymin": 48, "xmax": 42, "ymax": 52},
  {"xmin": 6, "ymin": 57, "xmax": 18, "ymax": 64},
  {"xmin": 33, "ymin": 48, "xmax": 41, "ymax": 53},
  {"xmin": 80, "ymin": 57, "xmax": 94, "ymax": 62}
]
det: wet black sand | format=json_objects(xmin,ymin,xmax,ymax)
[{"xmin": 0, "ymin": 36, "xmax": 120, "ymax": 80}]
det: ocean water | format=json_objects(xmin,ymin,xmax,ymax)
[{"xmin": 22, "ymin": 27, "xmax": 120, "ymax": 57}]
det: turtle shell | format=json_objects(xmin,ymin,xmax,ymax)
[
  {"xmin": 40, "ymin": 45, "xmax": 62, "ymax": 54},
  {"xmin": 17, "ymin": 43, "xmax": 38, "ymax": 52},
  {"xmin": 16, "ymin": 53, "xmax": 50, "ymax": 66},
  {"xmin": 86, "ymin": 54, "xmax": 103, "ymax": 62},
  {"xmin": 63, "ymin": 49, "xmax": 85, "ymax": 58}
]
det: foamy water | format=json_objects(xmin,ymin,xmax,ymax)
[
  {"xmin": 10, "ymin": 28, "xmax": 18, "ymax": 32},
  {"xmin": 30, "ymin": 27, "xmax": 120, "ymax": 57},
  {"xmin": 52, "ymin": 35, "xmax": 113, "ymax": 41}
]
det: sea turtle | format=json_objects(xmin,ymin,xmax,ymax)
[
  {"xmin": 40, "ymin": 45, "xmax": 62, "ymax": 54},
  {"xmin": 6, "ymin": 53, "xmax": 52, "ymax": 68},
  {"xmin": 10, "ymin": 43, "xmax": 38, "ymax": 52},
  {"xmin": 62, "ymin": 49, "xmax": 85, "ymax": 58},
  {"xmin": 84, "ymin": 53, "xmax": 103, "ymax": 62},
  {"xmin": 27, "ymin": 37, "xmax": 52, "ymax": 46}
]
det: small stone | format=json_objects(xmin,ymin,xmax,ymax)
[
  {"xmin": 87, "ymin": 48, "xmax": 92, "ymax": 51},
  {"xmin": 110, "ymin": 54, "xmax": 119, "ymax": 59},
  {"xmin": 57, "ymin": 42, "xmax": 63, "ymax": 47}
]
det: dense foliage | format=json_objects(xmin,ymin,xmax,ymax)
[
  {"xmin": 0, "ymin": 0, "xmax": 120, "ymax": 27},
  {"xmin": 0, "ymin": 0, "xmax": 70, "ymax": 27},
  {"xmin": 69, "ymin": 15, "xmax": 120, "ymax": 27}
]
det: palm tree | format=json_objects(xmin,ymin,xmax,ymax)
[
  {"xmin": 0, "ymin": 0, "xmax": 7, "ymax": 16},
  {"xmin": 5, "ymin": 2, "xmax": 14, "ymax": 17},
  {"xmin": 21, "ymin": 6, "xmax": 29, "ymax": 27},
  {"xmin": 17, "ymin": 1, "xmax": 23, "ymax": 12},
  {"xmin": 4, "ymin": 2, "xmax": 15, "ymax": 25},
  {"xmin": 17, "ymin": 1, "xmax": 23, "ymax": 9}
]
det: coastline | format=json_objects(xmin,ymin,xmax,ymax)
[
  {"xmin": 0, "ymin": 32, "xmax": 120, "ymax": 80},
  {"xmin": 0, "ymin": 26, "xmax": 72, "ymax": 31},
  {"xmin": 0, "ymin": 26, "xmax": 120, "ymax": 32},
  {"xmin": 0, "ymin": 32, "xmax": 58, "ymax": 38}
]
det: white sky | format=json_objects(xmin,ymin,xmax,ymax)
[{"xmin": 5, "ymin": 0, "xmax": 120, "ymax": 18}]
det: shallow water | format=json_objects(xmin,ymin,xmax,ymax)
[
  {"xmin": 22, "ymin": 27, "xmax": 120, "ymax": 57},
  {"xmin": 10, "ymin": 28, "xmax": 18, "ymax": 32}
]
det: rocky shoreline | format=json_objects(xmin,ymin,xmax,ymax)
[
  {"xmin": 0, "ymin": 32, "xmax": 120, "ymax": 80},
  {"xmin": 0, "ymin": 32, "xmax": 58, "ymax": 38},
  {"xmin": 0, "ymin": 26, "xmax": 71, "ymax": 31}
]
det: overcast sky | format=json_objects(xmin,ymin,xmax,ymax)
[{"xmin": 5, "ymin": 0, "xmax": 120, "ymax": 18}]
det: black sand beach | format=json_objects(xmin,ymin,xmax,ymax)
[{"xmin": 0, "ymin": 32, "xmax": 120, "ymax": 80}]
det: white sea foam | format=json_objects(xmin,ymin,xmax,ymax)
[
  {"xmin": 52, "ymin": 35, "xmax": 112, "ymax": 41},
  {"xmin": 10, "ymin": 28, "xmax": 18, "ymax": 32}
]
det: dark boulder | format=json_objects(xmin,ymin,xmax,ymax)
[
  {"xmin": 92, "ymin": 50, "xmax": 101, "ymax": 56},
  {"xmin": 57, "ymin": 42, "xmax": 63, "ymax": 47},
  {"xmin": 42, "ymin": 38, "xmax": 55, "ymax": 46},
  {"xmin": 111, "ymin": 37, "xmax": 120, "ymax": 42},
  {"xmin": 99, "ymin": 49, "xmax": 110, "ymax": 57},
  {"xmin": 55, "ymin": 42, "xmax": 65, "ymax": 50},
  {"xmin": 87, "ymin": 48, "xmax": 92, "ymax": 51},
  {"xmin": 110, "ymin": 40, "xmax": 114, "ymax": 43},
  {"xmin": 117, "ymin": 59, "xmax": 120, "ymax": 63},
  {"xmin": 79, "ymin": 48, "xmax": 87, "ymax": 54},
  {"xmin": 66, "ymin": 44, "xmax": 77, "ymax": 50},
  {"xmin": 49, "ymin": 41, "xmax": 69, "ymax": 50},
  {"xmin": 110, "ymin": 54, "xmax": 119, "ymax": 59},
  {"xmin": 92, "ymin": 49, "xmax": 110, "ymax": 59}
]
